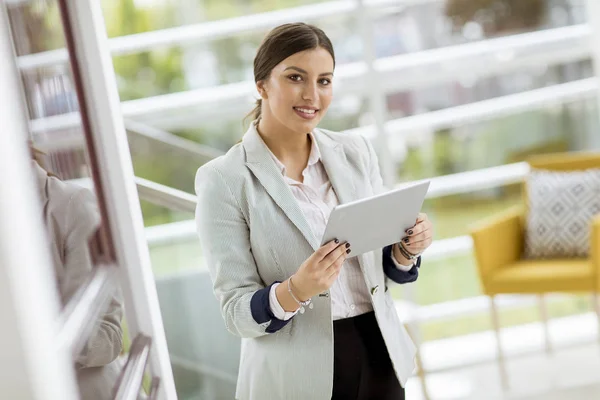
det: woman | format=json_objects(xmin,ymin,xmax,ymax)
[
  {"xmin": 195, "ymin": 23, "xmax": 434, "ymax": 400},
  {"xmin": 32, "ymin": 153, "xmax": 124, "ymax": 400}
]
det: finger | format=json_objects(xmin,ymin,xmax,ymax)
[
  {"xmin": 416, "ymin": 212, "xmax": 427, "ymax": 223},
  {"xmin": 315, "ymin": 239, "xmax": 342, "ymax": 261},
  {"xmin": 326, "ymin": 250, "xmax": 347, "ymax": 276},
  {"xmin": 404, "ymin": 230, "xmax": 432, "ymax": 244},
  {"xmin": 327, "ymin": 265, "xmax": 343, "ymax": 282},
  {"xmin": 404, "ymin": 237, "xmax": 432, "ymax": 250},
  {"xmin": 323, "ymin": 242, "xmax": 350, "ymax": 267},
  {"xmin": 405, "ymin": 222, "xmax": 431, "ymax": 237}
]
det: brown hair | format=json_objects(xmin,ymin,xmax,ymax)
[{"xmin": 247, "ymin": 23, "xmax": 336, "ymax": 123}]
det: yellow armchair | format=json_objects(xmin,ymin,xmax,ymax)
[{"xmin": 469, "ymin": 152, "xmax": 600, "ymax": 389}]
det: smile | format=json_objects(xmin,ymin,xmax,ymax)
[{"xmin": 293, "ymin": 107, "xmax": 319, "ymax": 120}]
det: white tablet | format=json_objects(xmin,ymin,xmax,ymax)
[{"xmin": 321, "ymin": 181, "xmax": 430, "ymax": 257}]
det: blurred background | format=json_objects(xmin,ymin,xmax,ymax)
[{"xmin": 4, "ymin": 0, "xmax": 600, "ymax": 399}]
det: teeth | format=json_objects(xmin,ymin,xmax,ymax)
[{"xmin": 296, "ymin": 108, "xmax": 316, "ymax": 114}]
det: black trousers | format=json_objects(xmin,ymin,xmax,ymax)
[{"xmin": 332, "ymin": 311, "xmax": 405, "ymax": 400}]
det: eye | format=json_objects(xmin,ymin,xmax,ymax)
[
  {"xmin": 319, "ymin": 78, "xmax": 332, "ymax": 86},
  {"xmin": 288, "ymin": 74, "xmax": 303, "ymax": 82}
]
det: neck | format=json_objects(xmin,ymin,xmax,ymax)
[{"xmin": 256, "ymin": 115, "xmax": 311, "ymax": 164}]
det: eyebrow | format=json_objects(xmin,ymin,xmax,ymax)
[{"xmin": 283, "ymin": 66, "xmax": 334, "ymax": 76}]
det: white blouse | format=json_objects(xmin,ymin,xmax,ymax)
[{"xmin": 263, "ymin": 133, "xmax": 413, "ymax": 321}]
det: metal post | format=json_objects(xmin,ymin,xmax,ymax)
[
  {"xmin": 58, "ymin": 1, "xmax": 176, "ymax": 398},
  {"xmin": 0, "ymin": 5, "xmax": 78, "ymax": 399}
]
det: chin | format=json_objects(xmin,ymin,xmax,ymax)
[{"xmin": 292, "ymin": 117, "xmax": 320, "ymax": 133}]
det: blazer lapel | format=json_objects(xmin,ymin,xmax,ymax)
[
  {"xmin": 315, "ymin": 131, "xmax": 375, "ymax": 286},
  {"xmin": 314, "ymin": 130, "xmax": 357, "ymax": 205},
  {"xmin": 243, "ymin": 124, "xmax": 319, "ymax": 250}
]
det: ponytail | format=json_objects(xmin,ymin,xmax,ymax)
[
  {"xmin": 253, "ymin": 98, "xmax": 262, "ymax": 120},
  {"xmin": 244, "ymin": 98, "xmax": 262, "ymax": 127}
]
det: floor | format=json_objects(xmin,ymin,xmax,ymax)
[
  {"xmin": 406, "ymin": 311, "xmax": 600, "ymax": 400},
  {"xmin": 172, "ymin": 310, "xmax": 600, "ymax": 399}
]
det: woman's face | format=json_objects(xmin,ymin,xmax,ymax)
[{"xmin": 258, "ymin": 47, "xmax": 334, "ymax": 135}]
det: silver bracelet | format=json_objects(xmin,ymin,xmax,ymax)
[{"xmin": 288, "ymin": 276, "xmax": 313, "ymax": 314}]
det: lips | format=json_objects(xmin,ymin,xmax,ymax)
[
  {"xmin": 293, "ymin": 106, "xmax": 319, "ymax": 120},
  {"xmin": 294, "ymin": 107, "xmax": 317, "ymax": 114}
]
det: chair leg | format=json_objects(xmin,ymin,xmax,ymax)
[
  {"xmin": 593, "ymin": 293, "xmax": 600, "ymax": 344},
  {"xmin": 404, "ymin": 321, "xmax": 430, "ymax": 400},
  {"xmin": 490, "ymin": 295, "xmax": 509, "ymax": 391},
  {"xmin": 414, "ymin": 347, "xmax": 430, "ymax": 400},
  {"xmin": 538, "ymin": 294, "xmax": 552, "ymax": 355}
]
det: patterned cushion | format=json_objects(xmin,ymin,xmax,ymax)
[{"xmin": 525, "ymin": 169, "xmax": 600, "ymax": 258}]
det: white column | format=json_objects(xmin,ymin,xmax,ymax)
[
  {"xmin": 586, "ymin": 0, "xmax": 600, "ymax": 129},
  {"xmin": 60, "ymin": 1, "xmax": 176, "ymax": 398},
  {"xmin": 355, "ymin": 0, "xmax": 397, "ymax": 188},
  {"xmin": 355, "ymin": 1, "xmax": 417, "ymax": 307},
  {"xmin": 0, "ymin": 6, "xmax": 78, "ymax": 400}
]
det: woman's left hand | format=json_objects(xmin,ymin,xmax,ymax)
[{"xmin": 400, "ymin": 213, "xmax": 433, "ymax": 255}]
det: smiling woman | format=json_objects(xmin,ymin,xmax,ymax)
[
  {"xmin": 247, "ymin": 23, "xmax": 335, "ymax": 132},
  {"xmin": 194, "ymin": 22, "xmax": 435, "ymax": 400}
]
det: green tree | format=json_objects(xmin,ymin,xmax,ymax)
[{"xmin": 444, "ymin": 0, "xmax": 547, "ymax": 36}]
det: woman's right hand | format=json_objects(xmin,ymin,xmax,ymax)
[{"xmin": 290, "ymin": 239, "xmax": 351, "ymax": 301}]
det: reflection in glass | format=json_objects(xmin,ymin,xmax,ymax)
[
  {"xmin": 32, "ymin": 153, "xmax": 125, "ymax": 400},
  {"xmin": 6, "ymin": 2, "xmax": 128, "ymax": 398}
]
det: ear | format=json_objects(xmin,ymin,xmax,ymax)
[{"xmin": 256, "ymin": 80, "xmax": 268, "ymax": 100}]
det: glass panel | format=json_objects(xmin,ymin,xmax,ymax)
[
  {"xmin": 145, "ymin": 208, "xmax": 235, "ymax": 399},
  {"xmin": 5, "ymin": 3, "xmax": 129, "ymax": 399},
  {"xmin": 155, "ymin": 266, "xmax": 238, "ymax": 399},
  {"xmin": 109, "ymin": 14, "xmax": 358, "ymax": 102},
  {"xmin": 423, "ymin": 184, "xmax": 522, "ymax": 240},
  {"xmin": 386, "ymin": 60, "xmax": 594, "ymax": 122},
  {"xmin": 419, "ymin": 294, "xmax": 593, "ymax": 342},
  {"xmin": 391, "ymin": 251, "xmax": 481, "ymax": 305},
  {"xmin": 373, "ymin": 0, "xmax": 587, "ymax": 58},
  {"xmin": 101, "ymin": 0, "xmax": 343, "ymax": 32},
  {"xmin": 142, "ymin": 204, "xmax": 202, "ymax": 275},
  {"xmin": 395, "ymin": 95, "xmax": 600, "ymax": 181},
  {"xmin": 6, "ymin": 0, "xmax": 65, "ymax": 55}
]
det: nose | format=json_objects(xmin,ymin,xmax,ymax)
[{"xmin": 302, "ymin": 81, "xmax": 318, "ymax": 103}]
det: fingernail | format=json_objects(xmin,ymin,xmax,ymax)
[
  {"xmin": 407, "ymin": 229, "xmax": 413, "ymax": 235},
  {"xmin": 403, "ymin": 237, "xmax": 409, "ymax": 243},
  {"xmin": 334, "ymin": 238, "xmax": 339, "ymax": 244},
  {"xmin": 346, "ymin": 249, "xmax": 351, "ymax": 254},
  {"xmin": 345, "ymin": 243, "xmax": 350, "ymax": 248}
]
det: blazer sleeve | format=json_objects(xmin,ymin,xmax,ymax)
[
  {"xmin": 195, "ymin": 164, "xmax": 285, "ymax": 338},
  {"xmin": 361, "ymin": 135, "xmax": 420, "ymax": 284},
  {"xmin": 62, "ymin": 189, "xmax": 124, "ymax": 368}
]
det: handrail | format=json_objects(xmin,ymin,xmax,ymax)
[
  {"xmin": 112, "ymin": 334, "xmax": 153, "ymax": 400},
  {"xmin": 139, "ymin": 161, "xmax": 531, "ymax": 261},
  {"xmin": 135, "ymin": 177, "xmax": 197, "ymax": 214},
  {"xmin": 56, "ymin": 264, "xmax": 119, "ymax": 360},
  {"xmin": 415, "ymin": 162, "xmax": 530, "ymax": 199},
  {"xmin": 125, "ymin": 119, "xmax": 224, "ymax": 164},
  {"xmin": 135, "ymin": 161, "xmax": 529, "ymax": 221},
  {"xmin": 350, "ymin": 78, "xmax": 599, "ymax": 141}
]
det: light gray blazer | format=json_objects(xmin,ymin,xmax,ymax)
[
  {"xmin": 35, "ymin": 163, "xmax": 124, "ymax": 400},
  {"xmin": 195, "ymin": 124, "xmax": 416, "ymax": 400}
]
